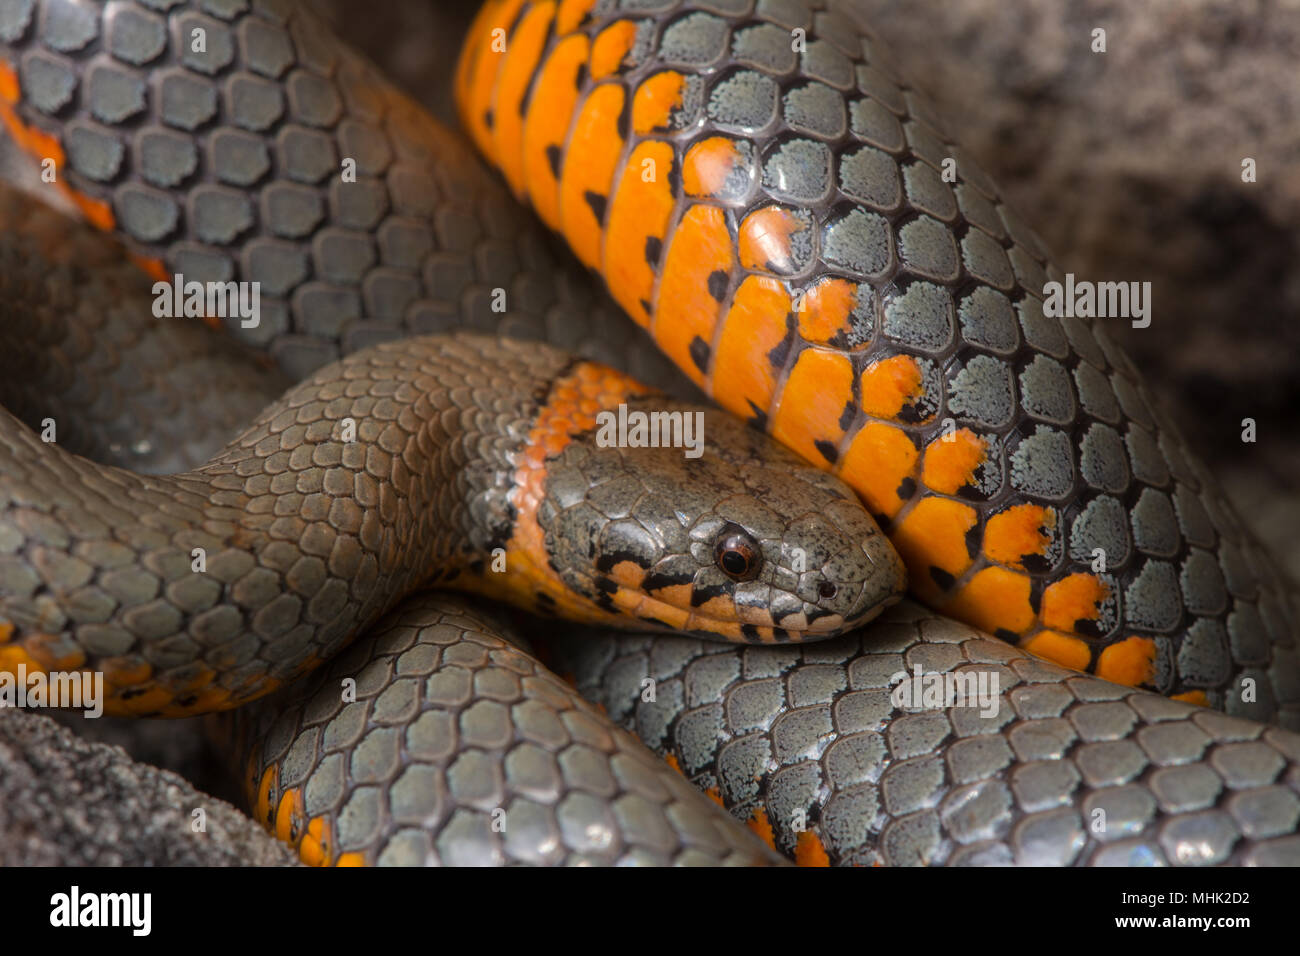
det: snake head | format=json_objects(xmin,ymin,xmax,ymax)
[{"xmin": 536, "ymin": 396, "xmax": 906, "ymax": 642}]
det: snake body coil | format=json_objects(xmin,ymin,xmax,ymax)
[
  {"xmin": 557, "ymin": 600, "xmax": 1300, "ymax": 866},
  {"xmin": 0, "ymin": 0, "xmax": 1297, "ymax": 867},
  {"xmin": 456, "ymin": 0, "xmax": 1299, "ymax": 723}
]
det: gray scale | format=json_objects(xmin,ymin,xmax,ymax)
[
  {"xmin": 822, "ymin": 206, "xmax": 892, "ymax": 278},
  {"xmin": 901, "ymin": 161, "xmax": 956, "ymax": 221},
  {"xmin": 1019, "ymin": 354, "xmax": 1076, "ymax": 426},
  {"xmin": 20, "ymin": 52, "xmax": 79, "ymax": 112},
  {"xmin": 947, "ymin": 354, "xmax": 1014, "ymax": 430},
  {"xmin": 1009, "ymin": 426, "xmax": 1074, "ymax": 502},
  {"xmin": 1069, "ymin": 495, "xmax": 1131, "ymax": 568},
  {"xmin": 64, "ymin": 122, "xmax": 124, "ymax": 182},
  {"xmin": 848, "ymin": 97, "xmax": 904, "ymax": 152},
  {"xmin": 956, "ymin": 287, "xmax": 1019, "ymax": 355},
  {"xmin": 855, "ymin": 63, "xmax": 905, "ymax": 114},
  {"xmin": 706, "ymin": 69, "xmax": 780, "ymax": 131},
  {"xmin": 961, "ymin": 228, "xmax": 1014, "ymax": 289},
  {"xmin": 729, "ymin": 21, "xmax": 797, "ymax": 73},
  {"xmin": 783, "ymin": 82, "xmax": 847, "ymax": 139},
  {"xmin": 837, "ymin": 145, "xmax": 902, "ymax": 212},
  {"xmin": 762, "ymin": 137, "xmax": 833, "ymax": 202},
  {"xmin": 658, "ymin": 11, "xmax": 730, "ymax": 65}
]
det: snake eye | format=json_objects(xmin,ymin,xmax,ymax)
[{"xmin": 715, "ymin": 528, "xmax": 761, "ymax": 582}]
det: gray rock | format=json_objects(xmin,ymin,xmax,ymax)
[{"xmin": 0, "ymin": 710, "xmax": 298, "ymax": 866}]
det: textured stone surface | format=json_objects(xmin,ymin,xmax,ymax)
[{"xmin": 0, "ymin": 709, "xmax": 297, "ymax": 865}]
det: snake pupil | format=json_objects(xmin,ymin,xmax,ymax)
[
  {"xmin": 722, "ymin": 550, "xmax": 748, "ymax": 575},
  {"xmin": 715, "ymin": 530, "xmax": 760, "ymax": 581}
]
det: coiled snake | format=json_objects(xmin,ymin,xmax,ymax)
[{"xmin": 0, "ymin": 0, "xmax": 1296, "ymax": 866}]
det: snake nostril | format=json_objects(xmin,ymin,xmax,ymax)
[{"xmin": 818, "ymin": 581, "xmax": 837, "ymax": 600}]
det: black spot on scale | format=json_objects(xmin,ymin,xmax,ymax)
[
  {"xmin": 595, "ymin": 549, "xmax": 650, "ymax": 574},
  {"xmin": 741, "ymin": 624, "xmax": 762, "ymax": 642},
  {"xmin": 594, "ymin": 576, "xmax": 618, "ymax": 595},
  {"xmin": 574, "ymin": 62, "xmax": 589, "ymax": 90},
  {"xmin": 964, "ymin": 523, "xmax": 982, "ymax": 561},
  {"xmin": 771, "ymin": 626, "xmax": 792, "ymax": 642},
  {"xmin": 707, "ymin": 270, "xmax": 729, "ymax": 302},
  {"xmin": 593, "ymin": 590, "xmax": 617, "ymax": 612},
  {"xmin": 441, "ymin": 567, "xmax": 462, "ymax": 583},
  {"xmin": 929, "ymin": 565, "xmax": 955, "ymax": 590},
  {"xmin": 535, "ymin": 591, "xmax": 557, "ymax": 608},
  {"xmin": 827, "ymin": 330, "xmax": 851, "ymax": 352},
  {"xmin": 813, "ymin": 439, "xmax": 838, "ymax": 465},
  {"xmin": 838, "ymin": 399, "xmax": 857, "ymax": 432},
  {"xmin": 644, "ymin": 235, "xmax": 662, "ymax": 267},
  {"xmin": 896, "ymin": 402, "xmax": 925, "ymax": 425},
  {"xmin": 896, "ymin": 476, "xmax": 917, "ymax": 501},
  {"xmin": 639, "ymin": 298, "xmax": 654, "ymax": 317},
  {"xmin": 584, "ymin": 190, "xmax": 608, "ymax": 224},
  {"xmin": 690, "ymin": 582, "xmax": 729, "ymax": 607},
  {"xmin": 546, "ymin": 143, "xmax": 563, "ymax": 179},
  {"xmin": 766, "ymin": 312, "xmax": 798, "ymax": 370},
  {"xmin": 1028, "ymin": 578, "xmax": 1044, "ymax": 615},
  {"xmin": 483, "ymin": 109, "xmax": 494, "ymax": 131},
  {"xmin": 745, "ymin": 399, "xmax": 768, "ymax": 431},
  {"xmin": 666, "ymin": 157, "xmax": 683, "ymax": 198},
  {"xmin": 616, "ymin": 99, "xmax": 631, "ymax": 140},
  {"xmin": 1075, "ymin": 617, "xmax": 1106, "ymax": 639},
  {"xmin": 643, "ymin": 570, "xmax": 692, "ymax": 591},
  {"xmin": 689, "ymin": 336, "xmax": 711, "ymax": 374},
  {"xmin": 994, "ymin": 628, "xmax": 1020, "ymax": 644},
  {"xmin": 1021, "ymin": 552, "xmax": 1052, "ymax": 574}
]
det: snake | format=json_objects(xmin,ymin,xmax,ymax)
[{"xmin": 0, "ymin": 0, "xmax": 1297, "ymax": 866}]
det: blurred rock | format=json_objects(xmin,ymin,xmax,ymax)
[{"xmin": 0, "ymin": 710, "xmax": 296, "ymax": 866}]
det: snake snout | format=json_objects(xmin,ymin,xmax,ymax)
[{"xmin": 772, "ymin": 499, "xmax": 907, "ymax": 640}]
